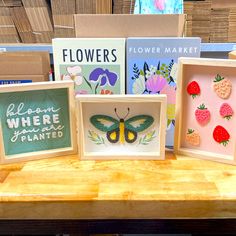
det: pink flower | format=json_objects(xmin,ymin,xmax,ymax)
[
  {"xmin": 160, "ymin": 85, "xmax": 176, "ymax": 104},
  {"xmin": 146, "ymin": 75, "xmax": 167, "ymax": 94}
]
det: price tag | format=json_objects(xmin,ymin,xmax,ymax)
[{"xmin": 0, "ymin": 48, "xmax": 7, "ymax": 52}]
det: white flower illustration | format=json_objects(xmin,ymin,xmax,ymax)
[{"xmin": 62, "ymin": 66, "xmax": 83, "ymax": 86}]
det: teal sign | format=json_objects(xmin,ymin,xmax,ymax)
[{"xmin": 0, "ymin": 88, "xmax": 71, "ymax": 156}]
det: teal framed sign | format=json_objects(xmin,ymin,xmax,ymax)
[{"xmin": 0, "ymin": 81, "xmax": 77, "ymax": 164}]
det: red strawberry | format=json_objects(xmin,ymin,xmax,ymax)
[
  {"xmin": 187, "ymin": 81, "xmax": 200, "ymax": 98},
  {"xmin": 220, "ymin": 103, "xmax": 233, "ymax": 120},
  {"xmin": 195, "ymin": 104, "xmax": 211, "ymax": 125},
  {"xmin": 213, "ymin": 125, "xmax": 230, "ymax": 146}
]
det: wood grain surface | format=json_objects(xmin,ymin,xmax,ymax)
[{"xmin": 1, "ymin": 151, "xmax": 236, "ymax": 219}]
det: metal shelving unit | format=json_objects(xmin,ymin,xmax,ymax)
[{"xmin": 0, "ymin": 43, "xmax": 236, "ymax": 59}]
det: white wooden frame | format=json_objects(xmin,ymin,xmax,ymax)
[
  {"xmin": 0, "ymin": 81, "xmax": 77, "ymax": 164},
  {"xmin": 174, "ymin": 57, "xmax": 236, "ymax": 165},
  {"xmin": 76, "ymin": 95, "xmax": 167, "ymax": 160}
]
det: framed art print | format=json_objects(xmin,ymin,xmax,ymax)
[
  {"xmin": 174, "ymin": 57, "xmax": 236, "ymax": 165},
  {"xmin": 52, "ymin": 38, "xmax": 125, "ymax": 95},
  {"xmin": 76, "ymin": 95, "xmax": 167, "ymax": 160},
  {"xmin": 126, "ymin": 37, "xmax": 201, "ymax": 148},
  {"xmin": 0, "ymin": 81, "xmax": 77, "ymax": 164}
]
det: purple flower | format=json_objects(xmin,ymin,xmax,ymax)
[
  {"xmin": 89, "ymin": 68, "xmax": 118, "ymax": 87},
  {"xmin": 146, "ymin": 75, "xmax": 167, "ymax": 94}
]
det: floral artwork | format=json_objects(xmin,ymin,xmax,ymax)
[
  {"xmin": 130, "ymin": 60, "xmax": 177, "ymax": 132},
  {"xmin": 88, "ymin": 108, "xmax": 155, "ymax": 145},
  {"xmin": 60, "ymin": 65, "xmax": 120, "ymax": 95}
]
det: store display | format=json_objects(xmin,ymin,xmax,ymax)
[
  {"xmin": 0, "ymin": 81, "xmax": 77, "ymax": 164},
  {"xmin": 52, "ymin": 38, "xmax": 125, "ymax": 95},
  {"xmin": 76, "ymin": 95, "xmax": 166, "ymax": 160},
  {"xmin": 126, "ymin": 37, "xmax": 201, "ymax": 147},
  {"xmin": 174, "ymin": 57, "xmax": 236, "ymax": 165},
  {"xmin": 74, "ymin": 14, "xmax": 185, "ymax": 38}
]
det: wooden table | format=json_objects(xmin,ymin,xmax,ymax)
[{"xmin": 1, "ymin": 151, "xmax": 236, "ymax": 235}]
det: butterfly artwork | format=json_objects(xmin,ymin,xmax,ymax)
[{"xmin": 90, "ymin": 108, "xmax": 154, "ymax": 144}]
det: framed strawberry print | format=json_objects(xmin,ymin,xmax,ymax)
[
  {"xmin": 174, "ymin": 57, "xmax": 236, "ymax": 165},
  {"xmin": 76, "ymin": 95, "xmax": 167, "ymax": 160}
]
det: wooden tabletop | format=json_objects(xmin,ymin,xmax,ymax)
[{"xmin": 1, "ymin": 151, "xmax": 236, "ymax": 220}]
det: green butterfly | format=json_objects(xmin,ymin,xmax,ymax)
[{"xmin": 90, "ymin": 108, "xmax": 154, "ymax": 144}]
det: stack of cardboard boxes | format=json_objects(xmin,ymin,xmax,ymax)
[{"xmin": 0, "ymin": 6, "xmax": 20, "ymax": 43}]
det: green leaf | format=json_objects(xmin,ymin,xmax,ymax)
[
  {"xmin": 167, "ymin": 119, "xmax": 172, "ymax": 127},
  {"xmin": 83, "ymin": 76, "xmax": 93, "ymax": 91}
]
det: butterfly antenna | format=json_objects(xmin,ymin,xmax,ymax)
[
  {"xmin": 123, "ymin": 108, "xmax": 130, "ymax": 120},
  {"xmin": 114, "ymin": 108, "xmax": 121, "ymax": 119}
]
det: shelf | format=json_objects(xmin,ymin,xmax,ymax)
[
  {"xmin": 1, "ymin": 43, "xmax": 236, "ymax": 54},
  {"xmin": 0, "ymin": 44, "xmax": 52, "ymax": 54},
  {"xmin": 201, "ymin": 43, "xmax": 236, "ymax": 52}
]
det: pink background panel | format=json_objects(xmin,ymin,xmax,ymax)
[{"xmin": 180, "ymin": 65, "xmax": 236, "ymax": 157}]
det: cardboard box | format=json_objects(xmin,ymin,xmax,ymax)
[
  {"xmin": 212, "ymin": 0, "xmax": 236, "ymax": 8},
  {"xmin": 0, "ymin": 51, "xmax": 50, "ymax": 76},
  {"xmin": 74, "ymin": 14, "xmax": 186, "ymax": 38},
  {"xmin": 229, "ymin": 50, "xmax": 236, "ymax": 59}
]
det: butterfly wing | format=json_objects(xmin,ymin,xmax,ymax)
[
  {"xmin": 124, "ymin": 128, "xmax": 137, "ymax": 143},
  {"xmin": 123, "ymin": 115, "xmax": 154, "ymax": 143},
  {"xmin": 107, "ymin": 128, "xmax": 120, "ymax": 143},
  {"xmin": 90, "ymin": 115, "xmax": 119, "ymax": 132},
  {"xmin": 125, "ymin": 115, "xmax": 154, "ymax": 132}
]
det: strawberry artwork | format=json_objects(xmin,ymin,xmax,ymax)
[
  {"xmin": 213, "ymin": 125, "xmax": 230, "ymax": 146},
  {"xmin": 187, "ymin": 81, "xmax": 201, "ymax": 98},
  {"xmin": 186, "ymin": 129, "xmax": 200, "ymax": 146},
  {"xmin": 195, "ymin": 104, "xmax": 211, "ymax": 125},
  {"xmin": 220, "ymin": 103, "xmax": 234, "ymax": 120}
]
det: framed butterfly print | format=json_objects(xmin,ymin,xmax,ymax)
[{"xmin": 76, "ymin": 95, "xmax": 167, "ymax": 160}]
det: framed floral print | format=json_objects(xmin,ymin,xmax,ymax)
[{"xmin": 52, "ymin": 38, "xmax": 125, "ymax": 95}]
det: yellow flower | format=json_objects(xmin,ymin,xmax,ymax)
[
  {"xmin": 146, "ymin": 131, "xmax": 154, "ymax": 140},
  {"xmin": 167, "ymin": 104, "xmax": 175, "ymax": 120},
  {"xmin": 91, "ymin": 131, "xmax": 99, "ymax": 140}
]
